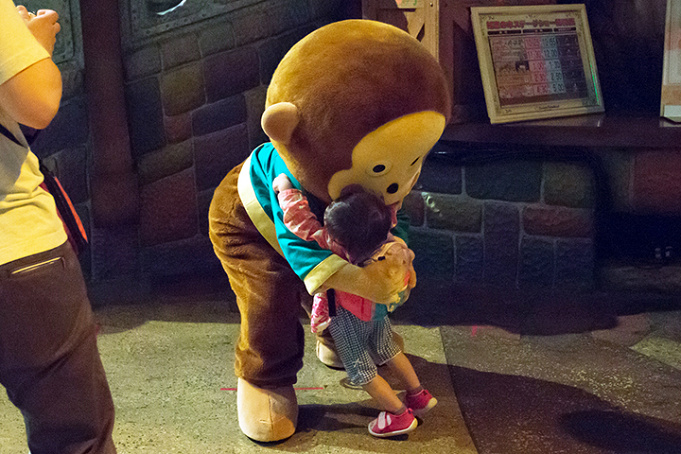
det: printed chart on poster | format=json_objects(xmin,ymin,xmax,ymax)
[{"xmin": 471, "ymin": 4, "xmax": 604, "ymax": 124}]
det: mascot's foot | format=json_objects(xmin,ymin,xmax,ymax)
[
  {"xmin": 237, "ymin": 377, "xmax": 298, "ymax": 442},
  {"xmin": 315, "ymin": 336, "xmax": 344, "ymax": 369},
  {"xmin": 315, "ymin": 331, "xmax": 405, "ymax": 369}
]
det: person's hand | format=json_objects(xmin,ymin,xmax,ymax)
[
  {"xmin": 273, "ymin": 173, "xmax": 293, "ymax": 193},
  {"xmin": 17, "ymin": 7, "xmax": 61, "ymax": 56}
]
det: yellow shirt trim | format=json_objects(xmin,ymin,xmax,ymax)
[
  {"xmin": 303, "ymin": 254, "xmax": 347, "ymax": 295},
  {"xmin": 238, "ymin": 156, "xmax": 283, "ymax": 256}
]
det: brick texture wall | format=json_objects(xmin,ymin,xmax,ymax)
[{"xmin": 405, "ymin": 148, "xmax": 597, "ymax": 291}]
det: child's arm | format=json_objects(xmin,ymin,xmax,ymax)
[{"xmin": 274, "ymin": 173, "xmax": 328, "ymax": 246}]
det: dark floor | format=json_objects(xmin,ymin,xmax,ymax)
[{"xmin": 1, "ymin": 281, "xmax": 680, "ymax": 453}]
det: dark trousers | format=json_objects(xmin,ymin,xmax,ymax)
[{"xmin": 0, "ymin": 242, "xmax": 116, "ymax": 454}]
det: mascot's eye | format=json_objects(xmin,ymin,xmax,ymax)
[
  {"xmin": 367, "ymin": 162, "xmax": 391, "ymax": 177},
  {"xmin": 410, "ymin": 157, "xmax": 420, "ymax": 166}
]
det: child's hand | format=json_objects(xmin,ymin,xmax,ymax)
[{"xmin": 273, "ymin": 173, "xmax": 293, "ymax": 193}]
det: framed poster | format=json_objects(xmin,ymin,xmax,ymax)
[
  {"xmin": 661, "ymin": 0, "xmax": 681, "ymax": 123},
  {"xmin": 471, "ymin": 4, "xmax": 604, "ymax": 124}
]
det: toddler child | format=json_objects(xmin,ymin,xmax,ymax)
[{"xmin": 273, "ymin": 173, "xmax": 436, "ymax": 438}]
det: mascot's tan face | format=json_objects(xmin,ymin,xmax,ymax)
[{"xmin": 328, "ymin": 111, "xmax": 446, "ymax": 206}]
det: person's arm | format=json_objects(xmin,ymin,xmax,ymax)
[{"xmin": 0, "ymin": 7, "xmax": 62, "ymax": 129}]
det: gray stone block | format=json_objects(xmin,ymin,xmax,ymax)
[
  {"xmin": 411, "ymin": 229, "xmax": 455, "ymax": 281},
  {"xmin": 519, "ymin": 237, "xmax": 555, "ymax": 288},
  {"xmin": 425, "ymin": 194, "xmax": 482, "ymax": 232},
  {"xmin": 467, "ymin": 160, "xmax": 541, "ymax": 202},
  {"xmin": 418, "ymin": 155, "xmax": 463, "ymax": 194},
  {"xmin": 257, "ymin": 38, "xmax": 284, "ymax": 85},
  {"xmin": 60, "ymin": 65, "xmax": 84, "ymax": 100},
  {"xmin": 231, "ymin": 3, "xmax": 276, "ymax": 47},
  {"xmin": 455, "ymin": 235, "xmax": 484, "ymax": 284},
  {"xmin": 198, "ymin": 23, "xmax": 235, "ymax": 56},
  {"xmin": 544, "ymin": 162, "xmax": 594, "ymax": 208},
  {"xmin": 244, "ymin": 86, "xmax": 268, "ymax": 149},
  {"xmin": 126, "ymin": 77, "xmax": 166, "ymax": 156},
  {"xmin": 160, "ymin": 63, "xmax": 206, "ymax": 116},
  {"xmin": 192, "ymin": 95, "xmax": 248, "ymax": 137},
  {"xmin": 90, "ymin": 225, "xmax": 140, "ymax": 281},
  {"xmin": 140, "ymin": 235, "xmax": 223, "ymax": 277},
  {"xmin": 161, "ymin": 34, "xmax": 201, "ymax": 70},
  {"xmin": 139, "ymin": 168, "xmax": 199, "ymax": 246},
  {"xmin": 194, "ymin": 124, "xmax": 250, "ymax": 191},
  {"xmin": 204, "ymin": 47, "xmax": 260, "ymax": 103},
  {"xmin": 125, "ymin": 44, "xmax": 162, "ymax": 80},
  {"xmin": 484, "ymin": 202, "xmax": 520, "ymax": 287},
  {"xmin": 137, "ymin": 140, "xmax": 194, "ymax": 186},
  {"xmin": 164, "ymin": 112, "xmax": 192, "ymax": 144},
  {"xmin": 267, "ymin": 0, "xmax": 311, "ymax": 35},
  {"xmin": 556, "ymin": 239, "xmax": 595, "ymax": 289},
  {"xmin": 309, "ymin": 0, "xmax": 345, "ymax": 18},
  {"xmin": 198, "ymin": 188, "xmax": 216, "ymax": 236},
  {"xmin": 402, "ymin": 192, "xmax": 425, "ymax": 227}
]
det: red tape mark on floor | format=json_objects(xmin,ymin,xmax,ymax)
[{"xmin": 220, "ymin": 387, "xmax": 324, "ymax": 391}]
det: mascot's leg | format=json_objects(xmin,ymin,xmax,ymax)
[{"xmin": 209, "ymin": 164, "xmax": 305, "ymax": 442}]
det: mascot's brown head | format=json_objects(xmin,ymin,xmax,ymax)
[{"xmin": 261, "ymin": 19, "xmax": 451, "ymax": 205}]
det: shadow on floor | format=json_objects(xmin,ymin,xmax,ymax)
[
  {"xmin": 448, "ymin": 366, "xmax": 681, "ymax": 454},
  {"xmin": 395, "ymin": 279, "xmax": 681, "ymax": 336}
]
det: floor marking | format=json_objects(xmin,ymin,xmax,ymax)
[{"xmin": 220, "ymin": 387, "xmax": 324, "ymax": 391}]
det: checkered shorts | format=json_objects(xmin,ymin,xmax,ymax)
[{"xmin": 327, "ymin": 304, "xmax": 401, "ymax": 386}]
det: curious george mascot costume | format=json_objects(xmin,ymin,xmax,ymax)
[{"xmin": 208, "ymin": 19, "xmax": 451, "ymax": 442}]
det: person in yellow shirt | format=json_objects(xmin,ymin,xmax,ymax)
[{"xmin": 0, "ymin": 2, "xmax": 116, "ymax": 453}]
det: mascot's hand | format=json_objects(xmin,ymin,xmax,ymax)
[
  {"xmin": 388, "ymin": 238, "xmax": 417, "ymax": 290},
  {"xmin": 324, "ymin": 243, "xmax": 415, "ymax": 304}
]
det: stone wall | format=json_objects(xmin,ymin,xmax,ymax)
[
  {"xmin": 404, "ymin": 144, "xmax": 600, "ymax": 291},
  {"xmin": 115, "ymin": 0, "xmax": 352, "ymax": 300}
]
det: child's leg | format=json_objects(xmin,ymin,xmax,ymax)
[
  {"xmin": 362, "ymin": 374, "xmax": 406, "ymax": 414},
  {"xmin": 384, "ymin": 351, "xmax": 421, "ymax": 393},
  {"xmin": 386, "ymin": 353, "xmax": 438, "ymax": 417}
]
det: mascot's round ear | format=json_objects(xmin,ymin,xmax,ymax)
[{"xmin": 261, "ymin": 102, "xmax": 299, "ymax": 144}]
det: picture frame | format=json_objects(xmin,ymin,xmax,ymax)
[
  {"xmin": 661, "ymin": 0, "xmax": 681, "ymax": 123},
  {"xmin": 470, "ymin": 4, "xmax": 604, "ymax": 124}
]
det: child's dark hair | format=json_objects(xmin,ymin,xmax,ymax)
[{"xmin": 323, "ymin": 185, "xmax": 392, "ymax": 264}]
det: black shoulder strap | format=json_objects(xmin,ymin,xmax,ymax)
[{"xmin": 0, "ymin": 122, "xmax": 23, "ymax": 146}]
